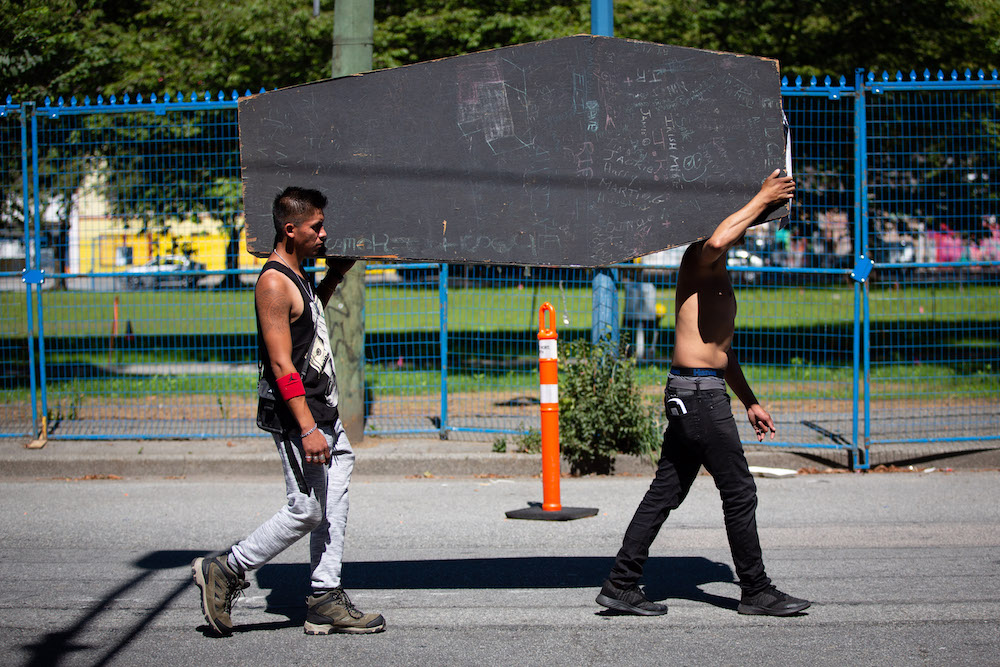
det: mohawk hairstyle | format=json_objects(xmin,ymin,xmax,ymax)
[{"xmin": 272, "ymin": 187, "xmax": 328, "ymax": 243}]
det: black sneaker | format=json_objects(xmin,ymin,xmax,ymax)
[
  {"xmin": 737, "ymin": 586, "xmax": 811, "ymax": 616},
  {"xmin": 304, "ymin": 587, "xmax": 386, "ymax": 635},
  {"xmin": 595, "ymin": 579, "xmax": 668, "ymax": 616},
  {"xmin": 191, "ymin": 555, "xmax": 250, "ymax": 635}
]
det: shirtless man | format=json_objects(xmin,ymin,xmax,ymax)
[{"xmin": 596, "ymin": 169, "xmax": 811, "ymax": 617}]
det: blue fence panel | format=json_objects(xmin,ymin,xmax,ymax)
[
  {"xmin": 740, "ymin": 82, "xmax": 860, "ymax": 453},
  {"xmin": 0, "ymin": 104, "xmax": 35, "ymax": 437},
  {"xmin": 363, "ymin": 263, "xmax": 448, "ymax": 436},
  {"xmin": 864, "ymin": 75, "xmax": 1000, "ymax": 448},
  {"xmin": 31, "ymin": 97, "xmax": 259, "ymax": 439}
]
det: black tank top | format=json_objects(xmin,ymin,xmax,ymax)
[{"xmin": 256, "ymin": 260, "xmax": 339, "ymax": 433}]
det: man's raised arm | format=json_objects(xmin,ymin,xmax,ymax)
[{"xmin": 700, "ymin": 169, "xmax": 795, "ymax": 265}]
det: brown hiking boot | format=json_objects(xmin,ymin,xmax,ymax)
[
  {"xmin": 191, "ymin": 556, "xmax": 249, "ymax": 636},
  {"xmin": 304, "ymin": 588, "xmax": 386, "ymax": 635}
]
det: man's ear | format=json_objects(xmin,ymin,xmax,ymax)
[{"xmin": 283, "ymin": 221, "xmax": 296, "ymax": 239}]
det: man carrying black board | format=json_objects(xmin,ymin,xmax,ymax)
[
  {"xmin": 192, "ymin": 187, "xmax": 385, "ymax": 636},
  {"xmin": 597, "ymin": 169, "xmax": 811, "ymax": 617}
]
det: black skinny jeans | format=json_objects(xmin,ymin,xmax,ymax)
[{"xmin": 608, "ymin": 385, "xmax": 771, "ymax": 596}]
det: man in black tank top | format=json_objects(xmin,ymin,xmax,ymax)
[{"xmin": 192, "ymin": 187, "xmax": 385, "ymax": 636}]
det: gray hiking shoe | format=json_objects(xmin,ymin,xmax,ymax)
[
  {"xmin": 304, "ymin": 588, "xmax": 386, "ymax": 635},
  {"xmin": 595, "ymin": 579, "xmax": 668, "ymax": 616},
  {"xmin": 737, "ymin": 585, "xmax": 811, "ymax": 616},
  {"xmin": 191, "ymin": 555, "xmax": 249, "ymax": 636}
]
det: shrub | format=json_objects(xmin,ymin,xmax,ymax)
[
  {"xmin": 492, "ymin": 427, "xmax": 542, "ymax": 454},
  {"xmin": 558, "ymin": 335, "xmax": 661, "ymax": 475}
]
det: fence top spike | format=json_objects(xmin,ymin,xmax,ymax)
[
  {"xmin": 5, "ymin": 95, "xmax": 10, "ymax": 104},
  {"xmin": 258, "ymin": 87, "xmax": 266, "ymax": 94},
  {"xmin": 993, "ymin": 69, "xmax": 999, "ymax": 80},
  {"xmin": 964, "ymin": 68, "xmax": 972, "ymax": 80},
  {"xmin": 123, "ymin": 93, "xmax": 130, "ymax": 103},
  {"xmin": 190, "ymin": 91, "xmax": 196, "ymax": 102},
  {"xmin": 44, "ymin": 96, "xmax": 51, "ymax": 106},
  {"xmin": 923, "ymin": 68, "xmax": 932, "ymax": 80},
  {"xmin": 823, "ymin": 74, "xmax": 831, "ymax": 86},
  {"xmin": 808, "ymin": 75, "xmax": 816, "ymax": 86},
  {"xmin": 977, "ymin": 69, "xmax": 985, "ymax": 80},
  {"xmin": 83, "ymin": 96, "xmax": 91, "ymax": 105},
  {"xmin": 216, "ymin": 90, "xmax": 224, "ymax": 100},
  {"xmin": 950, "ymin": 69, "xmax": 959, "ymax": 80},
  {"xmin": 909, "ymin": 70, "xmax": 918, "ymax": 81},
  {"xmin": 110, "ymin": 94, "xmax": 117, "ymax": 104},
  {"xmin": 71, "ymin": 96, "xmax": 78, "ymax": 105},
  {"xmin": 57, "ymin": 96, "xmax": 65, "ymax": 106},
  {"xmin": 794, "ymin": 74, "xmax": 802, "ymax": 86},
  {"xmin": 839, "ymin": 74, "xmax": 847, "ymax": 86},
  {"xmin": 936, "ymin": 70, "xmax": 945, "ymax": 80},
  {"xmin": 894, "ymin": 71, "xmax": 902, "ymax": 81},
  {"xmin": 151, "ymin": 93, "xmax": 157, "ymax": 102},
  {"xmin": 136, "ymin": 93, "xmax": 143, "ymax": 103},
  {"xmin": 231, "ymin": 90, "xmax": 239, "ymax": 99},
  {"xmin": 880, "ymin": 71, "xmax": 888, "ymax": 82},
  {"xmin": 780, "ymin": 75, "xmax": 788, "ymax": 86}
]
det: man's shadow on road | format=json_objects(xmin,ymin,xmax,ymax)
[
  {"xmin": 255, "ymin": 555, "xmax": 738, "ymax": 623},
  {"xmin": 20, "ymin": 550, "xmax": 740, "ymax": 664}
]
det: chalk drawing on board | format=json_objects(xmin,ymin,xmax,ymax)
[{"xmin": 457, "ymin": 57, "xmax": 533, "ymax": 155}]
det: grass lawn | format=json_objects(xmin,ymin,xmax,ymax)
[
  {"xmin": 3, "ymin": 283, "xmax": 997, "ymax": 336},
  {"xmin": 2, "ymin": 282, "xmax": 995, "ymax": 407}
]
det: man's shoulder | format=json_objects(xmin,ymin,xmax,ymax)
[
  {"xmin": 255, "ymin": 265, "xmax": 296, "ymax": 300},
  {"xmin": 678, "ymin": 241, "xmax": 711, "ymax": 274}
]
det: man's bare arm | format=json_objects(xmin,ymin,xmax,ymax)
[
  {"xmin": 725, "ymin": 349, "xmax": 759, "ymax": 406},
  {"xmin": 256, "ymin": 274, "xmax": 316, "ymax": 433},
  {"xmin": 725, "ymin": 349, "xmax": 776, "ymax": 441},
  {"xmin": 700, "ymin": 170, "xmax": 795, "ymax": 265}
]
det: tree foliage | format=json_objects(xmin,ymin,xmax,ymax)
[{"xmin": 3, "ymin": 0, "xmax": 999, "ymax": 99}]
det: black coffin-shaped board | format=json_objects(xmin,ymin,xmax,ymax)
[{"xmin": 240, "ymin": 35, "xmax": 788, "ymax": 266}]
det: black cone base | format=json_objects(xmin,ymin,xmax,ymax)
[{"xmin": 505, "ymin": 506, "xmax": 599, "ymax": 521}]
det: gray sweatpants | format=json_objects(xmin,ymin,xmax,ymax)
[{"xmin": 230, "ymin": 420, "xmax": 354, "ymax": 591}]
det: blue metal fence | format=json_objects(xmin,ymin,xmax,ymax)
[{"xmin": 1, "ymin": 72, "xmax": 998, "ymax": 467}]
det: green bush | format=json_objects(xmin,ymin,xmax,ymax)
[
  {"xmin": 558, "ymin": 336, "xmax": 662, "ymax": 475},
  {"xmin": 492, "ymin": 428, "xmax": 542, "ymax": 454}
]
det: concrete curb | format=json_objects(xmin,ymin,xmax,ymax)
[{"xmin": 1, "ymin": 436, "xmax": 997, "ymax": 480}]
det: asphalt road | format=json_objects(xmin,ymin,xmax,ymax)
[{"xmin": 1, "ymin": 471, "xmax": 998, "ymax": 666}]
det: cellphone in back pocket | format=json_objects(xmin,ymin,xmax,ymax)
[{"xmin": 666, "ymin": 397, "xmax": 687, "ymax": 417}]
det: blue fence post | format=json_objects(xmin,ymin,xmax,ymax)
[
  {"xmin": 29, "ymin": 105, "xmax": 50, "ymax": 435},
  {"xmin": 591, "ymin": 0, "xmax": 613, "ymax": 36},
  {"xmin": 850, "ymin": 68, "xmax": 871, "ymax": 470},
  {"xmin": 439, "ymin": 263, "xmax": 449, "ymax": 439},
  {"xmin": 589, "ymin": 1, "xmax": 619, "ymax": 349}
]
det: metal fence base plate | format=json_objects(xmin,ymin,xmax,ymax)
[{"xmin": 505, "ymin": 506, "xmax": 599, "ymax": 521}]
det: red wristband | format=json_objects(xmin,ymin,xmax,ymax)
[{"xmin": 276, "ymin": 372, "xmax": 305, "ymax": 401}]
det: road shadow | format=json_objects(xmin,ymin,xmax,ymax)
[
  {"xmin": 20, "ymin": 549, "xmax": 206, "ymax": 667},
  {"xmin": 254, "ymin": 555, "xmax": 737, "ymax": 621}
]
